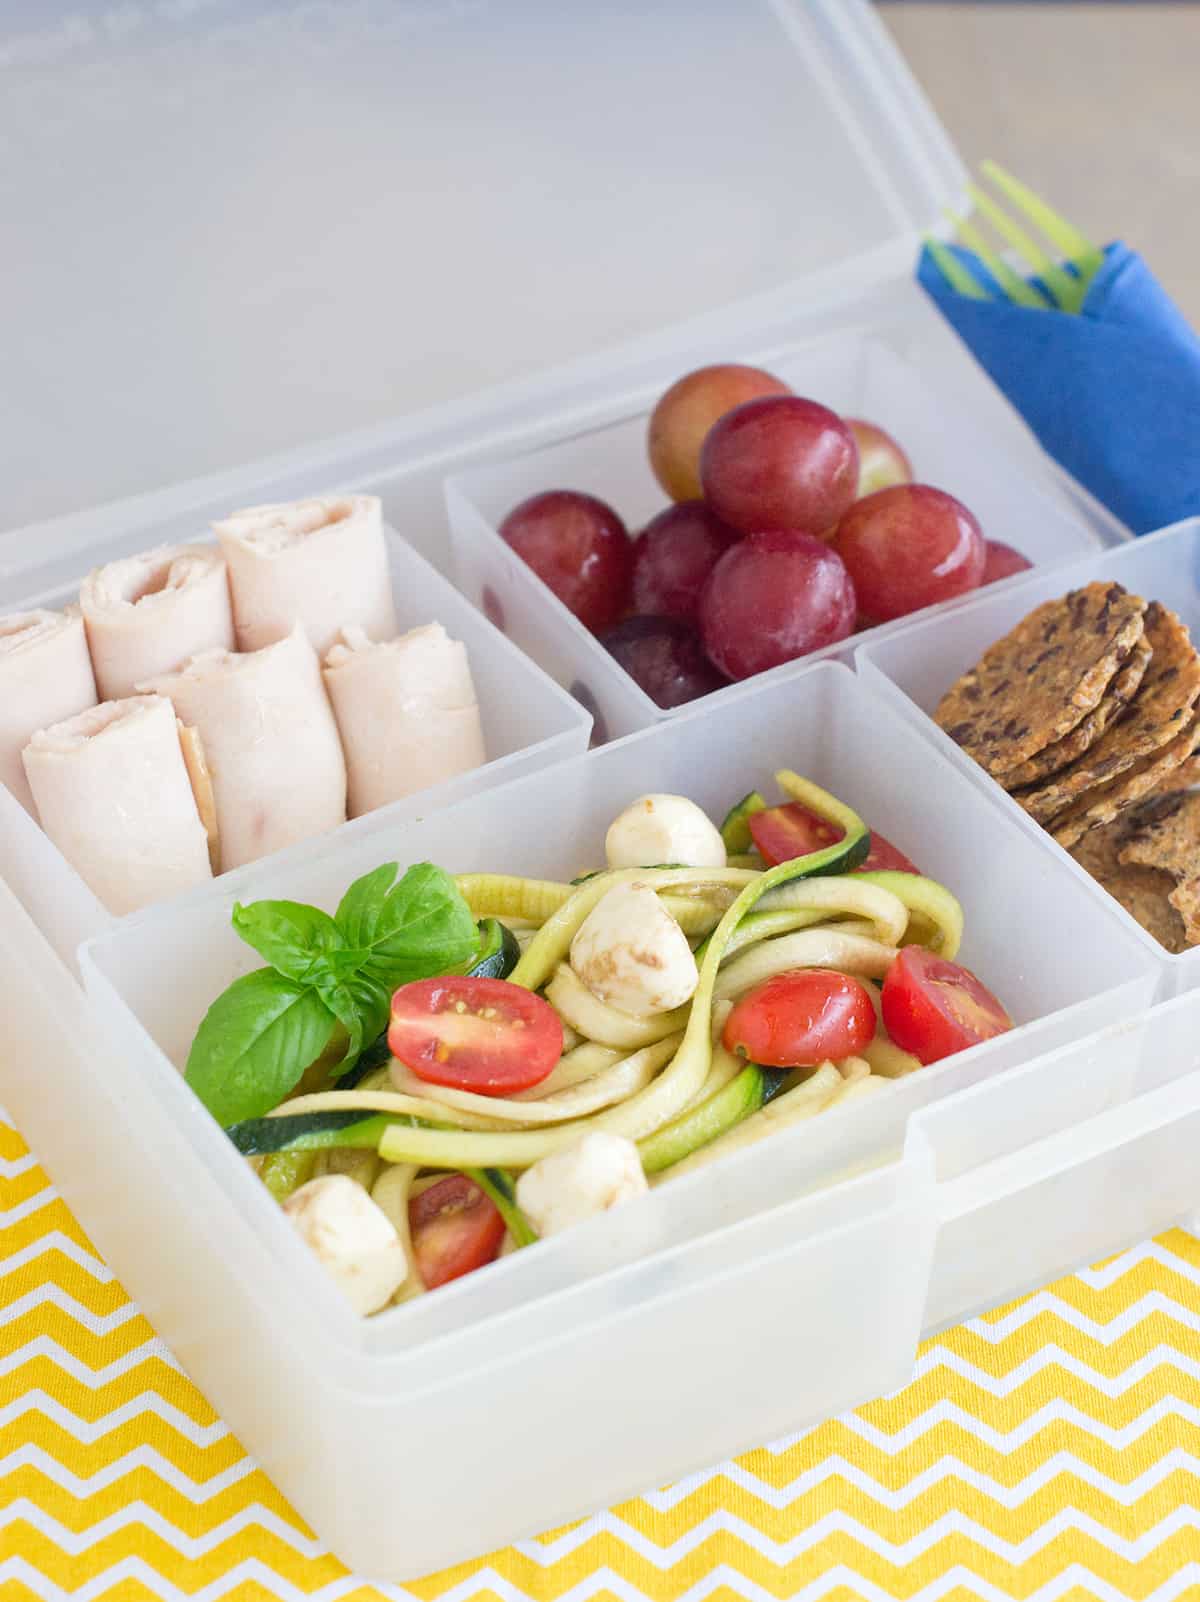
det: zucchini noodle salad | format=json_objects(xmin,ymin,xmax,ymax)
[{"xmin": 186, "ymin": 769, "xmax": 1014, "ymax": 1316}]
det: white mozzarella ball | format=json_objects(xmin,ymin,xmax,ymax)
[
  {"xmin": 570, "ymin": 881, "xmax": 699, "ymax": 1016},
  {"xmin": 516, "ymin": 1132, "xmax": 648, "ymax": 1238},
  {"xmin": 283, "ymin": 1173, "xmax": 408, "ymax": 1316},
  {"xmin": 605, "ymin": 794, "xmax": 726, "ymax": 871}
]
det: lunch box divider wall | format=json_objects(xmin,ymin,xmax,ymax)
[{"xmin": 856, "ymin": 516, "xmax": 1200, "ymax": 997}]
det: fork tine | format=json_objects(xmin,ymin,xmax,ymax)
[
  {"xmin": 946, "ymin": 208, "xmax": 1048, "ymax": 309},
  {"xmin": 968, "ymin": 183, "xmax": 1079, "ymax": 310},
  {"xmin": 980, "ymin": 160, "xmax": 1107, "ymax": 295},
  {"xmin": 924, "ymin": 237, "xmax": 993, "ymax": 301}
]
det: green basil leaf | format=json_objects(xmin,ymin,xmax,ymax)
[
  {"xmin": 335, "ymin": 863, "xmax": 400, "ymax": 950},
  {"xmin": 185, "ymin": 969, "xmax": 337, "ymax": 1126},
  {"xmin": 362, "ymin": 862, "xmax": 479, "ymax": 988},
  {"xmin": 311, "ymin": 971, "xmax": 365, "ymax": 1066},
  {"xmin": 232, "ymin": 900, "xmax": 347, "ymax": 985},
  {"xmin": 346, "ymin": 970, "xmax": 394, "ymax": 1049}
]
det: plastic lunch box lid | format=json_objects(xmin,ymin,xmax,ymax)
[{"xmin": 0, "ymin": 0, "xmax": 964, "ymax": 559}]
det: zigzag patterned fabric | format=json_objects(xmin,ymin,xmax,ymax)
[{"xmin": 3, "ymin": 1102, "xmax": 1200, "ymax": 1601}]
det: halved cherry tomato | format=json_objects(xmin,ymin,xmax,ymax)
[
  {"xmin": 388, "ymin": 976, "xmax": 562, "ymax": 1095},
  {"xmin": 881, "ymin": 945, "xmax": 1012, "ymax": 1065},
  {"xmin": 409, "ymin": 1175, "xmax": 505, "ymax": 1290},
  {"xmin": 723, "ymin": 969, "xmax": 876, "ymax": 1067},
  {"xmin": 747, "ymin": 801, "xmax": 919, "ymax": 875}
]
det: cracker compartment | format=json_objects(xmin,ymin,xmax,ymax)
[{"xmin": 857, "ymin": 515, "xmax": 1200, "ymax": 992}]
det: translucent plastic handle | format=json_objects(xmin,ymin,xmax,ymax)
[{"xmin": 906, "ymin": 1010, "xmax": 1200, "ymax": 1333}]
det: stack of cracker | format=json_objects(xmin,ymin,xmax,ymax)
[{"xmin": 936, "ymin": 582, "xmax": 1200, "ymax": 952}]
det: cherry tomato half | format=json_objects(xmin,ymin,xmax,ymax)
[
  {"xmin": 723, "ymin": 970, "xmax": 877, "ymax": 1068},
  {"xmin": 388, "ymin": 976, "xmax": 563, "ymax": 1095},
  {"xmin": 747, "ymin": 801, "xmax": 920, "ymax": 875},
  {"xmin": 409, "ymin": 1175, "xmax": 505, "ymax": 1290},
  {"xmin": 881, "ymin": 946, "xmax": 1012, "ymax": 1066}
]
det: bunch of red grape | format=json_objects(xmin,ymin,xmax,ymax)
[{"xmin": 499, "ymin": 363, "xmax": 1030, "ymax": 708}]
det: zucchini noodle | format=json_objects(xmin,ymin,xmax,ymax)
[
  {"xmin": 546, "ymin": 963, "xmax": 690, "ymax": 1048},
  {"xmin": 862, "ymin": 1037, "xmax": 922, "ymax": 1078},
  {"xmin": 712, "ymin": 929, "xmax": 899, "ymax": 1003},
  {"xmin": 754, "ymin": 877, "xmax": 909, "ymax": 945},
  {"xmin": 854, "ymin": 871, "xmax": 963, "ymax": 958},
  {"xmin": 270, "ymin": 1088, "xmax": 516, "ymax": 1132},
  {"xmin": 514, "ymin": 1041, "xmax": 623, "ymax": 1097},
  {"xmin": 370, "ymin": 1164, "xmax": 424, "ymax": 1301},
  {"xmin": 389, "ymin": 1037, "xmax": 678, "ymax": 1125},
  {"xmin": 657, "ymin": 1061, "xmax": 844, "ymax": 1180}
]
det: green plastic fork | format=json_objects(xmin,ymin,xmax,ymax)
[{"xmin": 925, "ymin": 160, "xmax": 1108, "ymax": 314}]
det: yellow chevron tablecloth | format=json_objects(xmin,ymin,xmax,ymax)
[{"xmin": 3, "ymin": 1101, "xmax": 1200, "ymax": 1602}]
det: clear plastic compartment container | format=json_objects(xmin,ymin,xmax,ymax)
[
  {"xmin": 0, "ymin": 528, "xmax": 590, "ymax": 971},
  {"xmin": 37, "ymin": 660, "xmax": 1162, "ymax": 1576},
  {"xmin": 446, "ymin": 329, "xmax": 1120, "ymax": 742},
  {"xmin": 856, "ymin": 517, "xmax": 1200, "ymax": 996},
  {"xmin": 1, "ymin": 0, "xmax": 1192, "ymax": 1580}
]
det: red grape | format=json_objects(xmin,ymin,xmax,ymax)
[
  {"xmin": 982, "ymin": 539, "xmax": 1033, "ymax": 585},
  {"xmin": 834, "ymin": 484, "xmax": 985, "ymax": 622},
  {"xmin": 698, "ymin": 530, "xmax": 856, "ymax": 681},
  {"xmin": 601, "ymin": 615, "xmax": 727, "ymax": 708},
  {"xmin": 499, "ymin": 491, "xmax": 632, "ymax": 633},
  {"xmin": 700, "ymin": 397, "xmax": 859, "ymax": 537},
  {"xmin": 631, "ymin": 501, "xmax": 738, "ymax": 624},
  {"xmin": 846, "ymin": 418, "xmax": 913, "ymax": 497},
  {"xmin": 648, "ymin": 364, "xmax": 790, "ymax": 502}
]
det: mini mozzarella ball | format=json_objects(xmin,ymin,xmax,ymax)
[
  {"xmin": 282, "ymin": 1174, "xmax": 408, "ymax": 1316},
  {"xmin": 570, "ymin": 881, "xmax": 699, "ymax": 1016},
  {"xmin": 516, "ymin": 1132, "xmax": 648, "ymax": 1238},
  {"xmin": 605, "ymin": 793, "xmax": 726, "ymax": 871}
]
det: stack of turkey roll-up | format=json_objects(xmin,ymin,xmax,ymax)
[{"xmin": 1, "ymin": 494, "xmax": 486, "ymax": 916}]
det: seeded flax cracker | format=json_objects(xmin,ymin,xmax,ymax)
[
  {"xmin": 1049, "ymin": 714, "xmax": 1200, "ymax": 850},
  {"xmin": 1070, "ymin": 812, "xmax": 1188, "ymax": 952},
  {"xmin": 1017, "ymin": 603, "xmax": 1200, "ymax": 824},
  {"xmin": 1001, "ymin": 632, "xmax": 1153, "ymax": 790},
  {"xmin": 1117, "ymin": 789, "xmax": 1200, "ymax": 944},
  {"xmin": 934, "ymin": 583, "xmax": 1147, "ymax": 777},
  {"xmin": 1156, "ymin": 754, "xmax": 1200, "ymax": 794}
]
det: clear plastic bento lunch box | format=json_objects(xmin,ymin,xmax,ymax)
[{"xmin": 3, "ymin": 0, "xmax": 1199, "ymax": 1583}]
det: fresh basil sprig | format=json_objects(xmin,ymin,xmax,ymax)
[{"xmin": 185, "ymin": 862, "xmax": 479, "ymax": 1126}]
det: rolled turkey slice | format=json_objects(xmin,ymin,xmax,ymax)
[
  {"xmin": 143, "ymin": 626, "xmax": 347, "ymax": 871},
  {"xmin": 0, "ymin": 607, "xmax": 98, "ymax": 815},
  {"xmin": 323, "ymin": 623, "xmax": 486, "ymax": 818},
  {"xmin": 22, "ymin": 696, "xmax": 212, "ymax": 916},
  {"xmin": 214, "ymin": 493, "xmax": 397, "ymax": 656},
  {"xmin": 80, "ymin": 543, "xmax": 235, "ymax": 699}
]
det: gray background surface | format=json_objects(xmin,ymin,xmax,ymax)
[{"xmin": 881, "ymin": 2, "xmax": 1199, "ymax": 323}]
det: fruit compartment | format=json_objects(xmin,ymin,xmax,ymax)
[
  {"xmin": 446, "ymin": 328, "xmax": 1118, "ymax": 743},
  {"xmin": 63, "ymin": 658, "xmax": 1167, "ymax": 1573},
  {"xmin": 0, "ymin": 527, "xmax": 591, "ymax": 973},
  {"xmin": 856, "ymin": 515, "xmax": 1200, "ymax": 996}
]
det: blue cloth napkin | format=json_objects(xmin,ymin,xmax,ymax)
[{"xmin": 918, "ymin": 241, "xmax": 1200, "ymax": 535}]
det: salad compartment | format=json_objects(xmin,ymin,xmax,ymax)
[
  {"xmin": 446, "ymin": 327, "xmax": 1120, "ymax": 742},
  {"xmin": 46, "ymin": 660, "xmax": 1165, "ymax": 1575},
  {"xmin": 0, "ymin": 527, "xmax": 590, "ymax": 971},
  {"xmin": 856, "ymin": 515, "xmax": 1200, "ymax": 995}
]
